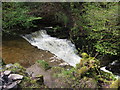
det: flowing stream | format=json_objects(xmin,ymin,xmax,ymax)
[{"xmin": 22, "ymin": 30, "xmax": 81, "ymax": 67}]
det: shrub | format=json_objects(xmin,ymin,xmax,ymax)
[
  {"xmin": 2, "ymin": 2, "xmax": 42, "ymax": 33},
  {"xmin": 36, "ymin": 60, "xmax": 51, "ymax": 70}
]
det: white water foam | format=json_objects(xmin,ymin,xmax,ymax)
[{"xmin": 22, "ymin": 30, "xmax": 81, "ymax": 67}]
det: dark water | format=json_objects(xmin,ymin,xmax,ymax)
[{"xmin": 2, "ymin": 36, "xmax": 64, "ymax": 68}]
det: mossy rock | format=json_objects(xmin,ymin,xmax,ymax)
[
  {"xmin": 36, "ymin": 60, "xmax": 51, "ymax": 70},
  {"xmin": 78, "ymin": 66, "xmax": 89, "ymax": 75},
  {"xmin": 109, "ymin": 78, "xmax": 120, "ymax": 88},
  {"xmin": 35, "ymin": 75, "xmax": 44, "ymax": 85},
  {"xmin": 5, "ymin": 63, "xmax": 26, "ymax": 75},
  {"xmin": 2, "ymin": 63, "xmax": 46, "ymax": 88},
  {"xmin": 19, "ymin": 76, "xmax": 46, "ymax": 88},
  {"xmin": 75, "ymin": 77, "xmax": 97, "ymax": 88},
  {"xmin": 81, "ymin": 53, "xmax": 89, "ymax": 58},
  {"xmin": 51, "ymin": 66, "xmax": 64, "ymax": 74}
]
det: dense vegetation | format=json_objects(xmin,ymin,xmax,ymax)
[
  {"xmin": 2, "ymin": 2, "xmax": 120, "ymax": 88},
  {"xmin": 2, "ymin": 2, "xmax": 119, "ymax": 60}
]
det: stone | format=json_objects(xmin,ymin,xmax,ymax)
[
  {"xmin": 8, "ymin": 74, "xmax": 23, "ymax": 80},
  {"xmin": 5, "ymin": 64, "xmax": 13, "ymax": 68},
  {"xmin": 0, "ymin": 77, "xmax": 4, "ymax": 86},
  {"xmin": 35, "ymin": 75, "xmax": 44, "ymax": 85},
  {"xmin": 0, "ymin": 86, "xmax": 2, "ymax": 89},
  {"xmin": 0, "ymin": 77, "xmax": 4, "ymax": 81},
  {"xmin": 77, "ymin": 77, "xmax": 97, "ymax": 88},
  {"xmin": 0, "ymin": 72, "xmax": 4, "ymax": 78},
  {"xmin": 4, "ymin": 70, "xmax": 11, "ymax": 76},
  {"xmin": 59, "ymin": 62, "xmax": 69, "ymax": 66},
  {"xmin": 0, "ymin": 67, "xmax": 3, "ymax": 71},
  {"xmin": 4, "ymin": 81, "xmax": 18, "ymax": 89}
]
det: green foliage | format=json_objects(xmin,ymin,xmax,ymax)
[
  {"xmin": 2, "ymin": 2, "xmax": 42, "ymax": 33},
  {"xmin": 53, "ymin": 55, "xmax": 117, "ymax": 88},
  {"xmin": 2, "ymin": 63, "xmax": 46, "ymax": 88},
  {"xmin": 72, "ymin": 77, "xmax": 97, "ymax": 88},
  {"xmin": 110, "ymin": 78, "xmax": 120, "ymax": 88},
  {"xmin": 59, "ymin": 68, "xmax": 76, "ymax": 78},
  {"xmin": 36, "ymin": 60, "xmax": 51, "ymax": 70},
  {"xmin": 81, "ymin": 53, "xmax": 89, "ymax": 58},
  {"xmin": 66, "ymin": 2, "xmax": 119, "ymax": 57},
  {"xmin": 51, "ymin": 66, "xmax": 64, "ymax": 74},
  {"xmin": 81, "ymin": 2, "xmax": 119, "ymax": 56},
  {"xmin": 55, "ymin": 12, "xmax": 69, "ymax": 27}
]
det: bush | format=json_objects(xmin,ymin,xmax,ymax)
[
  {"xmin": 36, "ymin": 60, "xmax": 51, "ymax": 70},
  {"xmin": 2, "ymin": 2, "xmax": 42, "ymax": 33}
]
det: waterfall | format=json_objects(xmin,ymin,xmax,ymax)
[{"xmin": 22, "ymin": 30, "xmax": 81, "ymax": 67}]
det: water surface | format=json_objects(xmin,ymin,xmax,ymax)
[{"xmin": 2, "ymin": 36, "xmax": 63, "ymax": 68}]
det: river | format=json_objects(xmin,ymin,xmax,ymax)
[
  {"xmin": 2, "ymin": 30, "xmax": 81, "ymax": 68},
  {"xmin": 2, "ymin": 30, "xmax": 119, "ymax": 76},
  {"xmin": 2, "ymin": 35, "xmax": 65, "ymax": 68}
]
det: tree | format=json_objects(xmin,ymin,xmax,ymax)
[{"xmin": 82, "ymin": 2, "xmax": 119, "ymax": 56}]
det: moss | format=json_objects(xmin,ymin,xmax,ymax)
[
  {"xmin": 36, "ymin": 60, "xmax": 51, "ymax": 70},
  {"xmin": 4, "ymin": 63, "xmax": 26, "ymax": 76},
  {"xmin": 75, "ymin": 55, "xmax": 117, "ymax": 88},
  {"xmin": 73, "ymin": 77, "xmax": 97, "ymax": 88},
  {"xmin": 81, "ymin": 53, "xmax": 89, "ymax": 58},
  {"xmin": 35, "ymin": 75, "xmax": 44, "ymax": 85},
  {"xmin": 109, "ymin": 78, "xmax": 120, "ymax": 88},
  {"xmin": 2, "ymin": 63, "xmax": 47, "ymax": 88},
  {"xmin": 78, "ymin": 66, "xmax": 89, "ymax": 75},
  {"xmin": 51, "ymin": 66, "xmax": 64, "ymax": 74}
]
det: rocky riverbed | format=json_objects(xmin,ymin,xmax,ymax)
[{"xmin": 0, "ymin": 63, "xmax": 46, "ymax": 89}]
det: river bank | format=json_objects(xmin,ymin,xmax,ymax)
[{"xmin": 1, "ymin": 30, "xmax": 120, "ymax": 88}]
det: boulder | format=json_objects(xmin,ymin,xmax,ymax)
[
  {"xmin": 4, "ymin": 81, "xmax": 19, "ymax": 89},
  {"xmin": 5, "ymin": 64, "xmax": 13, "ymax": 68},
  {"xmin": 77, "ymin": 77, "xmax": 97, "ymax": 88},
  {"xmin": 4, "ymin": 70, "xmax": 11, "ymax": 76},
  {"xmin": 59, "ymin": 62, "xmax": 69, "ymax": 67},
  {"xmin": 8, "ymin": 74, "xmax": 23, "ymax": 80},
  {"xmin": 0, "ymin": 72, "xmax": 4, "ymax": 78},
  {"xmin": 34, "ymin": 75, "xmax": 44, "ymax": 85}
]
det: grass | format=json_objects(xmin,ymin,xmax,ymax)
[{"xmin": 36, "ymin": 60, "xmax": 51, "ymax": 70}]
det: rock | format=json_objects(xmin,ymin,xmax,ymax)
[
  {"xmin": 0, "ymin": 67, "xmax": 3, "ymax": 71},
  {"xmin": 0, "ymin": 86, "xmax": 2, "ymax": 89},
  {"xmin": 0, "ymin": 77, "xmax": 4, "ymax": 87},
  {"xmin": 0, "ymin": 77, "xmax": 4, "ymax": 81},
  {"xmin": 5, "ymin": 64, "xmax": 13, "ymax": 68},
  {"xmin": 8, "ymin": 74, "xmax": 23, "ymax": 80},
  {"xmin": 76, "ymin": 77, "xmax": 97, "ymax": 88},
  {"xmin": 35, "ymin": 75, "xmax": 44, "ymax": 85},
  {"xmin": 4, "ymin": 70, "xmax": 11, "ymax": 76},
  {"xmin": 0, "ymin": 72, "xmax": 4, "ymax": 78},
  {"xmin": 4, "ymin": 81, "xmax": 18, "ymax": 89},
  {"xmin": 59, "ymin": 62, "xmax": 69, "ymax": 66}
]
